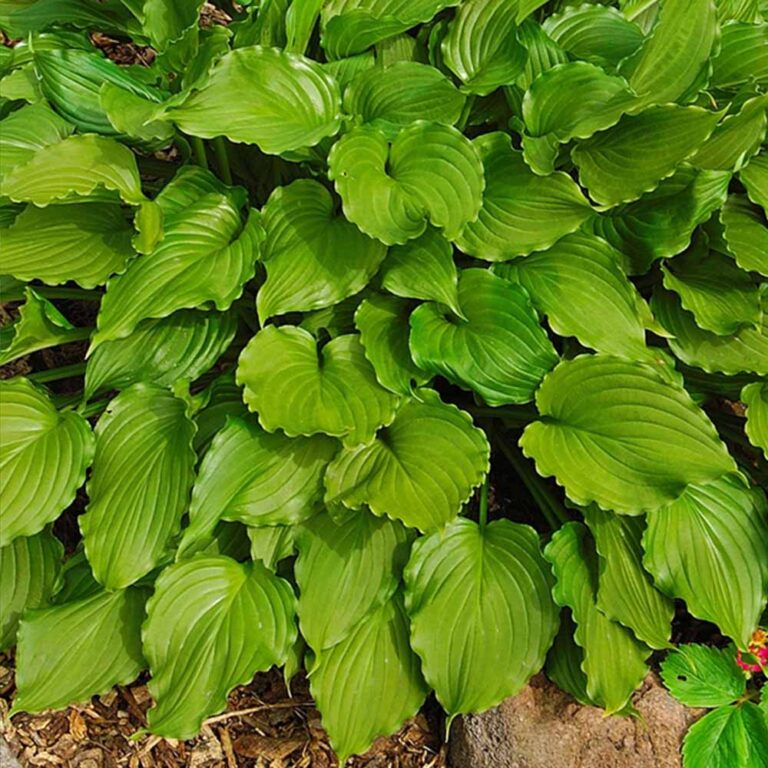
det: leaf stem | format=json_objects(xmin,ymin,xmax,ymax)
[
  {"xmin": 28, "ymin": 362, "xmax": 87, "ymax": 383},
  {"xmin": 211, "ymin": 137, "xmax": 233, "ymax": 185},
  {"xmin": 479, "ymin": 475, "xmax": 489, "ymax": 528},
  {"xmin": 191, "ymin": 136, "xmax": 208, "ymax": 170},
  {"xmin": 77, "ymin": 397, "xmax": 111, "ymax": 419}
]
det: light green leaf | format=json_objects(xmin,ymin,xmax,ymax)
[
  {"xmin": 0, "ymin": 378, "xmax": 94, "ymax": 547},
  {"xmin": 0, "ymin": 529, "xmax": 63, "ymax": 650},
  {"xmin": 379, "ymin": 228, "xmax": 462, "ymax": 317},
  {"xmin": 454, "ymin": 132, "xmax": 593, "ymax": 260},
  {"xmin": 0, "ymin": 102, "xmax": 72, "ymax": 176},
  {"xmin": 248, "ymin": 525, "xmax": 296, "ymax": 570},
  {"xmin": 545, "ymin": 611, "xmax": 594, "ymax": 706},
  {"xmin": 0, "ymin": 64, "xmax": 42, "ymax": 102},
  {"xmin": 740, "ymin": 152, "xmax": 768, "ymax": 213},
  {"xmin": 375, "ymin": 32, "xmax": 426, "ymax": 65},
  {"xmin": 583, "ymin": 507, "xmax": 673, "ymax": 650},
  {"xmin": 711, "ymin": 21, "xmax": 768, "ymax": 89},
  {"xmin": 721, "ymin": 195, "xmax": 768, "ymax": 277},
  {"xmin": 143, "ymin": 556, "xmax": 296, "ymax": 739},
  {"xmin": 544, "ymin": 522, "xmax": 650, "ymax": 714},
  {"xmin": 742, "ymin": 381, "xmax": 768, "ymax": 459},
  {"xmin": 661, "ymin": 645, "xmax": 746, "ymax": 707},
  {"xmin": 328, "ymin": 122, "xmax": 484, "ymax": 245},
  {"xmin": 0, "ymin": 288, "xmax": 89, "ymax": 366},
  {"xmin": 286, "ymin": 0, "xmax": 323, "ymax": 53},
  {"xmin": 11, "ymin": 586, "xmax": 147, "ymax": 714},
  {"xmin": 324, "ymin": 389, "xmax": 489, "ymax": 531},
  {"xmin": 178, "ymin": 416, "xmax": 337, "ymax": 557},
  {"xmin": 344, "ymin": 61, "xmax": 465, "ymax": 135},
  {"xmin": 441, "ymin": 0, "xmax": 526, "ymax": 96},
  {"xmin": 520, "ymin": 355, "xmax": 736, "ymax": 514},
  {"xmin": 139, "ymin": 0, "xmax": 205, "ymax": 50},
  {"xmin": 404, "ymin": 517, "xmax": 558, "ymax": 718},
  {"xmin": 309, "ymin": 593, "xmax": 427, "ymax": 764},
  {"xmin": 643, "ymin": 475, "xmax": 768, "ymax": 647},
  {"xmin": 166, "ymin": 46, "xmax": 342, "ymax": 155},
  {"xmin": 84, "ymin": 309, "xmax": 237, "ymax": 400},
  {"xmin": 193, "ymin": 372, "xmax": 248, "ymax": 456},
  {"xmin": 100, "ymin": 82, "xmax": 175, "ymax": 146},
  {"xmin": 572, "ymin": 105, "xmax": 721, "ymax": 207},
  {"xmin": 410, "ymin": 269, "xmax": 558, "ymax": 406},
  {"xmin": 515, "ymin": 17, "xmax": 569, "ymax": 90},
  {"xmin": 494, "ymin": 232, "xmax": 647, "ymax": 359},
  {"xmin": 92, "ymin": 197, "xmax": 262, "ymax": 348},
  {"xmin": 237, "ymin": 326, "xmax": 399, "ymax": 446},
  {"xmin": 683, "ymin": 704, "xmax": 768, "ymax": 768},
  {"xmin": 0, "ymin": 202, "xmax": 133, "ymax": 288},
  {"xmin": 295, "ymin": 510, "xmax": 410, "ymax": 650},
  {"xmin": 0, "ymin": 0, "xmax": 138, "ymax": 37},
  {"xmin": 79, "ymin": 384, "xmax": 196, "ymax": 590},
  {"xmin": 323, "ymin": 51, "xmax": 376, "ymax": 88},
  {"xmin": 716, "ymin": 0, "xmax": 763, "ymax": 22},
  {"xmin": 257, "ymin": 179, "xmax": 386, "ymax": 323}
]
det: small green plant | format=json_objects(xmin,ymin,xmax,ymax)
[{"xmin": 0, "ymin": 0, "xmax": 767, "ymax": 764}]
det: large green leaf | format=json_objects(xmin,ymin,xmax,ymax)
[
  {"xmin": 572, "ymin": 105, "xmax": 721, "ymax": 207},
  {"xmin": 92, "ymin": 196, "xmax": 262, "ymax": 348},
  {"xmin": 520, "ymin": 355, "xmax": 736, "ymax": 514},
  {"xmin": 583, "ymin": 507, "xmax": 673, "ymax": 650},
  {"xmin": 309, "ymin": 593, "xmax": 427, "ymax": 764},
  {"xmin": 0, "ymin": 0, "xmax": 138, "ymax": 37},
  {"xmin": 11, "ymin": 586, "xmax": 147, "ymax": 714},
  {"xmin": 410, "ymin": 268, "xmax": 558, "ymax": 405},
  {"xmin": 178, "ymin": 417, "xmax": 337, "ymax": 556},
  {"xmin": 721, "ymin": 195, "xmax": 768, "ymax": 277},
  {"xmin": 0, "ymin": 102, "xmax": 72, "ymax": 175},
  {"xmin": 138, "ymin": 0, "xmax": 205, "ymax": 50},
  {"xmin": 404, "ymin": 518, "xmax": 558, "ymax": 718},
  {"xmin": 454, "ymin": 132, "xmax": 592, "ymax": 260},
  {"xmin": 742, "ymin": 381, "xmax": 768, "ymax": 459},
  {"xmin": 0, "ymin": 202, "xmax": 133, "ymax": 288},
  {"xmin": 0, "ymin": 529, "xmax": 62, "ymax": 650},
  {"xmin": 0, "ymin": 378, "xmax": 94, "ymax": 547},
  {"xmin": 237, "ymin": 326, "xmax": 399, "ymax": 446},
  {"xmin": 441, "ymin": 0, "xmax": 526, "ymax": 96},
  {"xmin": 79, "ymin": 384, "xmax": 196, "ymax": 590},
  {"xmin": 324, "ymin": 389, "xmax": 489, "ymax": 531},
  {"xmin": 514, "ymin": 17, "xmax": 569, "ymax": 90},
  {"xmin": 257, "ymin": 179, "xmax": 386, "ymax": 322},
  {"xmin": 711, "ymin": 21, "xmax": 768, "ymax": 89},
  {"xmin": 328, "ymin": 122, "xmax": 484, "ymax": 246},
  {"xmin": 544, "ymin": 522, "xmax": 649, "ymax": 713},
  {"xmin": 166, "ymin": 46, "xmax": 342, "ymax": 154},
  {"xmin": 193, "ymin": 372, "xmax": 248, "ymax": 456},
  {"xmin": 494, "ymin": 232, "xmax": 647, "ymax": 359},
  {"xmin": 643, "ymin": 475, "xmax": 768, "ymax": 647},
  {"xmin": 295, "ymin": 510, "xmax": 410, "ymax": 650},
  {"xmin": 143, "ymin": 555, "xmax": 296, "ymax": 739},
  {"xmin": 740, "ymin": 152, "xmax": 768, "ymax": 213},
  {"xmin": 661, "ymin": 645, "xmax": 746, "ymax": 707}
]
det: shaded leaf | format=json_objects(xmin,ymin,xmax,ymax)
[
  {"xmin": 248, "ymin": 525, "xmax": 296, "ymax": 571},
  {"xmin": 721, "ymin": 195, "xmax": 768, "ymax": 277},
  {"xmin": 740, "ymin": 152, "xmax": 768, "ymax": 213},
  {"xmin": 192, "ymin": 372, "xmax": 247, "ymax": 456},
  {"xmin": 742, "ymin": 381, "xmax": 768, "ymax": 459}
]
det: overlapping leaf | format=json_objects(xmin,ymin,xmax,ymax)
[
  {"xmin": 661, "ymin": 645, "xmax": 746, "ymax": 707},
  {"xmin": 742, "ymin": 382, "xmax": 768, "ymax": 458},
  {"xmin": 721, "ymin": 195, "xmax": 768, "ymax": 277},
  {"xmin": 740, "ymin": 152, "xmax": 768, "ymax": 213}
]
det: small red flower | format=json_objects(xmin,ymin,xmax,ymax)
[{"xmin": 736, "ymin": 627, "xmax": 768, "ymax": 674}]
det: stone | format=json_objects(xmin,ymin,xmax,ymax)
[{"xmin": 448, "ymin": 673, "xmax": 702, "ymax": 768}]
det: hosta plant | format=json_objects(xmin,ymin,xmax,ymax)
[{"xmin": 1, "ymin": 0, "xmax": 768, "ymax": 763}]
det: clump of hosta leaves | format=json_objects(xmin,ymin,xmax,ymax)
[{"xmin": 1, "ymin": 0, "xmax": 768, "ymax": 763}]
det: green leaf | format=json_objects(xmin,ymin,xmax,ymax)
[
  {"xmin": 652, "ymin": 287, "xmax": 768, "ymax": 376},
  {"xmin": 84, "ymin": 309, "xmax": 237, "ymax": 400},
  {"xmin": 143, "ymin": 555, "xmax": 296, "ymax": 739},
  {"xmin": 0, "ymin": 202, "xmax": 133, "ymax": 288},
  {"xmin": 683, "ymin": 704, "xmax": 768, "ymax": 768},
  {"xmin": 0, "ymin": 0, "xmax": 138, "ymax": 37},
  {"xmin": 100, "ymin": 82, "xmax": 175, "ymax": 146},
  {"xmin": 545, "ymin": 611, "xmax": 594, "ymax": 706},
  {"xmin": 166, "ymin": 46, "xmax": 342, "ymax": 155},
  {"xmin": 0, "ymin": 378, "xmax": 94, "ymax": 547},
  {"xmin": 0, "ymin": 288, "xmax": 89, "ymax": 367},
  {"xmin": 583, "ymin": 507, "xmax": 673, "ymax": 650},
  {"xmin": 79, "ymin": 384, "xmax": 196, "ymax": 590},
  {"xmin": 248, "ymin": 525, "xmax": 296, "ymax": 570},
  {"xmin": 92, "ymin": 197, "xmax": 263, "ymax": 348},
  {"xmin": 0, "ymin": 529, "xmax": 63, "ymax": 650},
  {"xmin": 454, "ymin": 132, "xmax": 593, "ymax": 260},
  {"xmin": 572, "ymin": 105, "xmax": 721, "ymax": 207},
  {"xmin": 544, "ymin": 522, "xmax": 650, "ymax": 714},
  {"xmin": 520, "ymin": 355, "xmax": 736, "ymax": 514},
  {"xmin": 193, "ymin": 372, "xmax": 248, "ymax": 456},
  {"xmin": 328, "ymin": 122, "xmax": 484, "ymax": 246},
  {"xmin": 740, "ymin": 152, "xmax": 768, "ymax": 213},
  {"xmin": 355, "ymin": 293, "xmax": 428, "ymax": 396},
  {"xmin": 11, "ymin": 586, "xmax": 147, "ymax": 714},
  {"xmin": 139, "ymin": 0, "xmax": 205, "ymax": 51},
  {"xmin": 711, "ymin": 21, "xmax": 768, "ymax": 89},
  {"xmin": 178, "ymin": 416, "xmax": 337, "ymax": 557},
  {"xmin": 324, "ymin": 389, "xmax": 489, "ymax": 531},
  {"xmin": 661, "ymin": 645, "xmax": 746, "ymax": 707},
  {"xmin": 410, "ymin": 269, "xmax": 558, "ymax": 405},
  {"xmin": 515, "ymin": 17, "xmax": 569, "ymax": 90},
  {"xmin": 257, "ymin": 179, "xmax": 386, "ymax": 323},
  {"xmin": 441, "ymin": 0, "xmax": 526, "ymax": 96},
  {"xmin": 721, "ymin": 195, "xmax": 768, "ymax": 277},
  {"xmin": 643, "ymin": 475, "xmax": 768, "ymax": 647},
  {"xmin": 285, "ymin": 0, "xmax": 323, "ymax": 53},
  {"xmin": 237, "ymin": 326, "xmax": 399, "ymax": 447},
  {"xmin": 742, "ymin": 382, "xmax": 768, "ymax": 459},
  {"xmin": 404, "ymin": 517, "xmax": 558, "ymax": 718},
  {"xmin": 344, "ymin": 61, "xmax": 465, "ymax": 135},
  {"xmin": 0, "ymin": 64, "xmax": 42, "ymax": 102},
  {"xmin": 494, "ymin": 232, "xmax": 647, "ymax": 359},
  {"xmin": 309, "ymin": 593, "xmax": 427, "ymax": 764},
  {"xmin": 619, "ymin": 0, "xmax": 718, "ymax": 105},
  {"xmin": 295, "ymin": 510, "xmax": 410, "ymax": 650},
  {"xmin": 379, "ymin": 228, "xmax": 462, "ymax": 317}
]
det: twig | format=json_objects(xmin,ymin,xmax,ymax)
[{"xmin": 203, "ymin": 701, "xmax": 313, "ymax": 726}]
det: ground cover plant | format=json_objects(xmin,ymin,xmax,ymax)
[{"xmin": 0, "ymin": 0, "xmax": 767, "ymax": 765}]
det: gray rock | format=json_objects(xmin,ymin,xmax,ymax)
[
  {"xmin": 0, "ymin": 735, "xmax": 21, "ymax": 768},
  {"xmin": 448, "ymin": 673, "xmax": 701, "ymax": 768}
]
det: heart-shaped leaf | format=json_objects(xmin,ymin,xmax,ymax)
[
  {"xmin": 742, "ymin": 382, "xmax": 768, "ymax": 459},
  {"xmin": 740, "ymin": 152, "xmax": 768, "ymax": 213},
  {"xmin": 661, "ymin": 645, "xmax": 746, "ymax": 707},
  {"xmin": 721, "ymin": 195, "xmax": 768, "ymax": 277}
]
